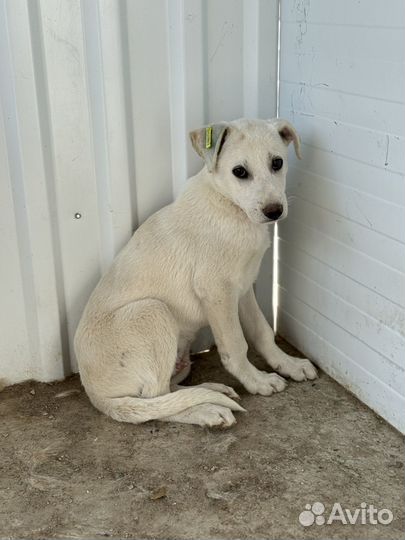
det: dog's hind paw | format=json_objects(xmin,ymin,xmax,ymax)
[{"xmin": 195, "ymin": 404, "xmax": 237, "ymax": 428}]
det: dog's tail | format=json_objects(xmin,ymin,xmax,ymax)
[{"xmin": 88, "ymin": 387, "xmax": 245, "ymax": 424}]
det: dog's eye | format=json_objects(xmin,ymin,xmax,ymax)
[
  {"xmin": 232, "ymin": 166, "xmax": 249, "ymax": 179},
  {"xmin": 271, "ymin": 157, "xmax": 283, "ymax": 171}
]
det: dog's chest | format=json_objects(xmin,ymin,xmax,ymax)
[
  {"xmin": 237, "ymin": 250, "xmax": 264, "ymax": 294},
  {"xmin": 233, "ymin": 235, "xmax": 269, "ymax": 296}
]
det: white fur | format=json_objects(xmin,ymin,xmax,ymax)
[{"xmin": 74, "ymin": 118, "xmax": 317, "ymax": 428}]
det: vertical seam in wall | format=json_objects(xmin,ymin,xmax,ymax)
[
  {"xmin": 27, "ymin": 0, "xmax": 71, "ymax": 375},
  {"xmin": 0, "ymin": 0, "xmax": 42, "ymax": 378},
  {"xmin": 201, "ymin": 0, "xmax": 209, "ymax": 123},
  {"xmin": 276, "ymin": 0, "xmax": 281, "ymax": 117},
  {"xmin": 119, "ymin": 0, "xmax": 138, "ymax": 231},
  {"xmin": 272, "ymin": 0, "xmax": 282, "ymax": 331},
  {"xmin": 81, "ymin": 0, "xmax": 115, "ymax": 273},
  {"xmin": 166, "ymin": 0, "xmax": 187, "ymax": 199},
  {"xmin": 242, "ymin": 0, "xmax": 259, "ymax": 118}
]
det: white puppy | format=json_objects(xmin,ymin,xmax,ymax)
[{"xmin": 74, "ymin": 118, "xmax": 317, "ymax": 428}]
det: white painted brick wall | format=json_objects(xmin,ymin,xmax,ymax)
[{"xmin": 278, "ymin": 0, "xmax": 405, "ymax": 433}]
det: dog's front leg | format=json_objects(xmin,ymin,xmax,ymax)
[
  {"xmin": 200, "ymin": 284, "xmax": 287, "ymax": 396},
  {"xmin": 239, "ymin": 287, "xmax": 317, "ymax": 381}
]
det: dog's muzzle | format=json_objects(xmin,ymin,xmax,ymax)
[{"xmin": 262, "ymin": 203, "xmax": 283, "ymax": 221}]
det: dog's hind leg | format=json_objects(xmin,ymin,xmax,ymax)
[
  {"xmin": 77, "ymin": 298, "xmax": 179, "ymax": 401},
  {"xmin": 76, "ymin": 299, "xmax": 244, "ymax": 424}
]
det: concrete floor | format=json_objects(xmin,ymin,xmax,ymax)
[{"xmin": 0, "ymin": 339, "xmax": 404, "ymax": 540}]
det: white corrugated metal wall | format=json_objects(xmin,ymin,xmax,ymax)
[
  {"xmin": 277, "ymin": 0, "xmax": 405, "ymax": 433},
  {"xmin": 0, "ymin": 0, "xmax": 278, "ymax": 384}
]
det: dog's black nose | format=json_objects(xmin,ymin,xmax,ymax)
[{"xmin": 262, "ymin": 203, "xmax": 283, "ymax": 221}]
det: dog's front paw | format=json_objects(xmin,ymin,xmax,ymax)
[
  {"xmin": 285, "ymin": 358, "xmax": 318, "ymax": 381},
  {"xmin": 245, "ymin": 372, "xmax": 287, "ymax": 396}
]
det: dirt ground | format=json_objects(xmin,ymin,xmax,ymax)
[{"xmin": 0, "ymin": 339, "xmax": 404, "ymax": 540}]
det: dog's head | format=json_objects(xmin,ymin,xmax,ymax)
[{"xmin": 190, "ymin": 118, "xmax": 301, "ymax": 224}]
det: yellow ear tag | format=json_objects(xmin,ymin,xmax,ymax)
[{"xmin": 205, "ymin": 126, "xmax": 213, "ymax": 149}]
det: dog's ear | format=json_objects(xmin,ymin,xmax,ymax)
[
  {"xmin": 270, "ymin": 119, "xmax": 302, "ymax": 159},
  {"xmin": 189, "ymin": 123, "xmax": 229, "ymax": 172}
]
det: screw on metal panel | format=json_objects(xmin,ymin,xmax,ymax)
[{"xmin": 74, "ymin": 212, "xmax": 82, "ymax": 219}]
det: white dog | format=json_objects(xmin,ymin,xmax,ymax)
[{"xmin": 74, "ymin": 118, "xmax": 317, "ymax": 428}]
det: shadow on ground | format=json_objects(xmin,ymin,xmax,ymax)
[{"xmin": 0, "ymin": 339, "xmax": 404, "ymax": 539}]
